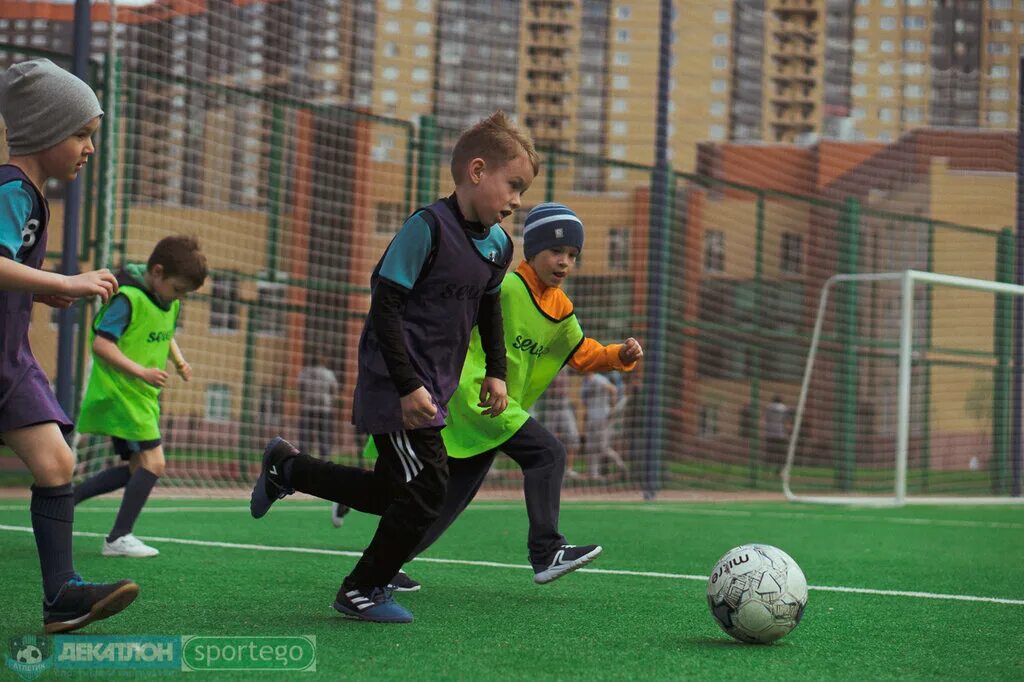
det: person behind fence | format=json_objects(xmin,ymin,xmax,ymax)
[
  {"xmin": 0, "ymin": 57, "xmax": 139, "ymax": 632},
  {"xmin": 351, "ymin": 202, "xmax": 644, "ymax": 591},
  {"xmin": 582, "ymin": 371, "xmax": 628, "ymax": 479},
  {"xmin": 249, "ymin": 110, "xmax": 536, "ymax": 623},
  {"xmin": 538, "ymin": 369, "xmax": 582, "ymax": 480},
  {"xmin": 297, "ymin": 354, "xmax": 339, "ymax": 459},
  {"xmin": 74, "ymin": 236, "xmax": 208, "ymax": 558},
  {"xmin": 764, "ymin": 394, "xmax": 790, "ymax": 471}
]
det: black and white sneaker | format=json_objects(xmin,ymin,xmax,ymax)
[
  {"xmin": 330, "ymin": 502, "xmax": 350, "ymax": 528},
  {"xmin": 250, "ymin": 437, "xmax": 297, "ymax": 519},
  {"xmin": 387, "ymin": 571, "xmax": 421, "ymax": 592},
  {"xmin": 43, "ymin": 574, "xmax": 140, "ymax": 633},
  {"xmin": 532, "ymin": 544, "xmax": 603, "ymax": 585},
  {"xmin": 333, "ymin": 585, "xmax": 413, "ymax": 623}
]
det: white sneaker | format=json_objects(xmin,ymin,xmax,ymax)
[
  {"xmin": 330, "ymin": 502, "xmax": 350, "ymax": 529},
  {"xmin": 102, "ymin": 534, "xmax": 159, "ymax": 558}
]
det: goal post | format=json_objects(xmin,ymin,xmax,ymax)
[{"xmin": 783, "ymin": 269, "xmax": 1024, "ymax": 507}]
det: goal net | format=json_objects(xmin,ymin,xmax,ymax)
[{"xmin": 784, "ymin": 270, "xmax": 1024, "ymax": 506}]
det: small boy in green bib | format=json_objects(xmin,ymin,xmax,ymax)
[{"xmin": 75, "ymin": 235, "xmax": 207, "ymax": 557}]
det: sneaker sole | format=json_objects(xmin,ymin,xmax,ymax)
[
  {"xmin": 331, "ymin": 600, "xmax": 414, "ymax": 624},
  {"xmin": 45, "ymin": 582, "xmax": 140, "ymax": 634},
  {"xmin": 533, "ymin": 546, "xmax": 604, "ymax": 585},
  {"xmin": 388, "ymin": 583, "xmax": 421, "ymax": 593},
  {"xmin": 102, "ymin": 547, "xmax": 159, "ymax": 558},
  {"xmin": 251, "ymin": 436, "xmax": 285, "ymax": 519}
]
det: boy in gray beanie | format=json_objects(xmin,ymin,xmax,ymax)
[{"xmin": 0, "ymin": 58, "xmax": 138, "ymax": 633}]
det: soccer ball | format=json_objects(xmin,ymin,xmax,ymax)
[
  {"xmin": 15, "ymin": 644, "xmax": 43, "ymax": 664},
  {"xmin": 706, "ymin": 543, "xmax": 808, "ymax": 644}
]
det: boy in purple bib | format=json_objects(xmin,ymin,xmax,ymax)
[
  {"xmin": 250, "ymin": 111, "xmax": 538, "ymax": 623},
  {"xmin": 0, "ymin": 59, "xmax": 139, "ymax": 633}
]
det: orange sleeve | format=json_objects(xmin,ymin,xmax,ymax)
[{"xmin": 568, "ymin": 337, "xmax": 638, "ymax": 374}]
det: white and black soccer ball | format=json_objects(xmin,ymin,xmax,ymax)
[
  {"xmin": 706, "ymin": 543, "xmax": 808, "ymax": 644},
  {"xmin": 15, "ymin": 644, "xmax": 43, "ymax": 665}
]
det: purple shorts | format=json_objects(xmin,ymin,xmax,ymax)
[{"xmin": 0, "ymin": 361, "xmax": 73, "ymax": 438}]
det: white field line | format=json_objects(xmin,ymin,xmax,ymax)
[
  {"xmin": 0, "ymin": 523, "xmax": 1022, "ymax": 607},
  {"xmin": 1, "ymin": 503, "xmax": 1020, "ymax": 530}
]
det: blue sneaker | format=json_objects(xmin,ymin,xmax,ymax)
[
  {"xmin": 333, "ymin": 586, "xmax": 413, "ymax": 623},
  {"xmin": 250, "ymin": 437, "xmax": 297, "ymax": 519},
  {"xmin": 43, "ymin": 574, "xmax": 139, "ymax": 633}
]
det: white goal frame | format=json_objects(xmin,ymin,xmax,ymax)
[{"xmin": 783, "ymin": 269, "xmax": 1024, "ymax": 506}]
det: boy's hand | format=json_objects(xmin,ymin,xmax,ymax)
[
  {"xmin": 400, "ymin": 386, "xmax": 438, "ymax": 430},
  {"xmin": 478, "ymin": 377, "xmax": 508, "ymax": 417},
  {"xmin": 63, "ymin": 269, "xmax": 118, "ymax": 303},
  {"xmin": 138, "ymin": 367, "xmax": 169, "ymax": 388},
  {"xmin": 35, "ymin": 293, "xmax": 75, "ymax": 308},
  {"xmin": 175, "ymin": 361, "xmax": 192, "ymax": 382},
  {"xmin": 619, "ymin": 337, "xmax": 644, "ymax": 364}
]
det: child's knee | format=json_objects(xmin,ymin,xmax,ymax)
[
  {"xmin": 133, "ymin": 449, "xmax": 165, "ymax": 477},
  {"xmin": 35, "ymin": 449, "xmax": 74, "ymax": 485}
]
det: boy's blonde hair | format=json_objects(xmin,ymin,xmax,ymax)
[{"xmin": 450, "ymin": 110, "xmax": 540, "ymax": 184}]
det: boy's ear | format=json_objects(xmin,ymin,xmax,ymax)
[
  {"xmin": 150, "ymin": 264, "xmax": 164, "ymax": 279},
  {"xmin": 468, "ymin": 157, "xmax": 486, "ymax": 184}
]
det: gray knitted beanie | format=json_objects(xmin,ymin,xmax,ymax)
[{"xmin": 0, "ymin": 58, "xmax": 103, "ymax": 156}]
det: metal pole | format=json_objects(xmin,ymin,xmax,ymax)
[
  {"xmin": 1012, "ymin": 54, "xmax": 1024, "ymax": 497},
  {"xmin": 641, "ymin": 0, "xmax": 673, "ymax": 500},
  {"xmin": 56, "ymin": 0, "xmax": 92, "ymax": 415}
]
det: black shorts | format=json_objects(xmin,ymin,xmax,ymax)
[{"xmin": 112, "ymin": 437, "xmax": 162, "ymax": 460}]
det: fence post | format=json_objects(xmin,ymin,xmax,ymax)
[
  {"xmin": 747, "ymin": 191, "xmax": 766, "ymax": 487},
  {"xmin": 837, "ymin": 197, "xmax": 861, "ymax": 491},
  {"xmin": 416, "ymin": 115, "xmax": 439, "ymax": 207},
  {"xmin": 994, "ymin": 228, "xmax": 1014, "ymax": 494}
]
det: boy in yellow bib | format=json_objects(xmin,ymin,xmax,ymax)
[
  {"xmin": 74, "ymin": 236, "xmax": 207, "ymax": 557},
  {"xmin": 360, "ymin": 203, "xmax": 643, "ymax": 589}
]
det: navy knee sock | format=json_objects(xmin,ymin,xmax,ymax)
[
  {"xmin": 31, "ymin": 483, "xmax": 77, "ymax": 602},
  {"xmin": 74, "ymin": 465, "xmax": 131, "ymax": 505},
  {"xmin": 107, "ymin": 468, "xmax": 158, "ymax": 542}
]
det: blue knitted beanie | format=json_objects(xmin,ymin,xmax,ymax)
[{"xmin": 522, "ymin": 203, "xmax": 584, "ymax": 260}]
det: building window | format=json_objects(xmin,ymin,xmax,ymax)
[
  {"xmin": 704, "ymin": 230, "xmax": 725, "ymax": 272},
  {"xmin": 781, "ymin": 233, "xmax": 802, "ymax": 274},
  {"xmin": 880, "ymin": 16, "xmax": 896, "ymax": 30},
  {"xmin": 258, "ymin": 384, "xmax": 283, "ymax": 428},
  {"xmin": 708, "ymin": 125, "xmax": 726, "ymax": 140},
  {"xmin": 712, "ymin": 56, "xmax": 728, "ymax": 70},
  {"xmin": 991, "ymin": 64, "xmax": 1010, "ymax": 78},
  {"xmin": 904, "ymin": 15, "xmax": 926, "ymax": 29},
  {"xmin": 989, "ymin": 111, "xmax": 1010, "ymax": 125},
  {"xmin": 614, "ymin": 52, "xmax": 630, "ymax": 66},
  {"xmin": 209, "ymin": 275, "xmax": 239, "ymax": 333},
  {"xmin": 711, "ymin": 79, "xmax": 727, "ymax": 93},
  {"xmin": 375, "ymin": 201, "xmax": 407, "ymax": 235},
  {"xmin": 616, "ymin": 29, "xmax": 630, "ymax": 42},
  {"xmin": 612, "ymin": 75, "xmax": 630, "ymax": 89},
  {"xmin": 205, "ymin": 384, "xmax": 232, "ymax": 423},
  {"xmin": 609, "ymin": 228, "xmax": 629, "ymax": 272},
  {"xmin": 713, "ymin": 9, "xmax": 730, "ymax": 23},
  {"xmin": 699, "ymin": 405, "xmax": 719, "ymax": 437},
  {"xmin": 990, "ymin": 88, "xmax": 1010, "ymax": 101},
  {"xmin": 616, "ymin": 5, "xmax": 631, "ymax": 19},
  {"xmin": 254, "ymin": 282, "xmax": 286, "ymax": 336},
  {"xmin": 712, "ymin": 33, "xmax": 729, "ymax": 47}
]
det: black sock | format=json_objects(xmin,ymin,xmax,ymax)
[
  {"xmin": 31, "ymin": 483, "xmax": 76, "ymax": 602},
  {"xmin": 74, "ymin": 465, "xmax": 131, "ymax": 505},
  {"xmin": 107, "ymin": 468, "xmax": 158, "ymax": 542}
]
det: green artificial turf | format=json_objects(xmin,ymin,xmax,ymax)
[{"xmin": 1, "ymin": 498, "xmax": 1022, "ymax": 680}]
